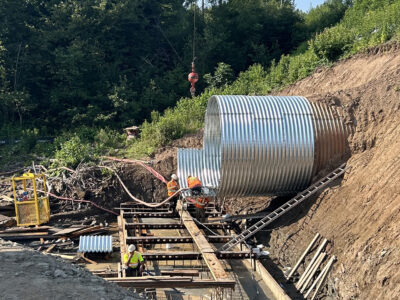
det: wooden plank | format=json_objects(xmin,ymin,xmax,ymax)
[
  {"xmin": 0, "ymin": 234, "xmax": 55, "ymax": 241},
  {"xmin": 68, "ymin": 226, "xmax": 103, "ymax": 238},
  {"xmin": 53, "ymin": 226, "xmax": 85, "ymax": 236},
  {"xmin": 242, "ymin": 258, "xmax": 291, "ymax": 300},
  {"xmin": 0, "ymin": 231, "xmax": 49, "ymax": 237},
  {"xmin": 176, "ymin": 200, "xmax": 229, "ymax": 282},
  {"xmin": 0, "ymin": 226, "xmax": 51, "ymax": 234},
  {"xmin": 91, "ymin": 271, "xmax": 119, "ymax": 278},
  {"xmin": 117, "ymin": 214, "xmax": 126, "ymax": 278},
  {"xmin": 117, "ymin": 263, "xmax": 121, "ymax": 278},
  {"xmin": 44, "ymin": 244, "xmax": 56, "ymax": 253},
  {"xmin": 81, "ymin": 255, "xmax": 98, "ymax": 265},
  {"xmin": 48, "ymin": 253, "xmax": 76, "ymax": 260},
  {"xmin": 161, "ymin": 269, "xmax": 199, "ymax": 277},
  {"xmin": 105, "ymin": 277, "xmax": 236, "ymax": 288}
]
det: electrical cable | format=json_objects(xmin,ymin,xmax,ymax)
[{"xmin": 99, "ymin": 165, "xmax": 188, "ymax": 208}]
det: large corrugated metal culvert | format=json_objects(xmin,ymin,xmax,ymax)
[{"xmin": 178, "ymin": 96, "xmax": 348, "ymax": 197}]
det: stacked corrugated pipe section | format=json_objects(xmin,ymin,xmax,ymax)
[{"xmin": 178, "ymin": 96, "xmax": 348, "ymax": 197}]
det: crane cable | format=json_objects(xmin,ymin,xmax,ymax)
[{"xmin": 192, "ymin": 1, "xmax": 196, "ymax": 62}]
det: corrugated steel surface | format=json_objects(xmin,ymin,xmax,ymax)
[
  {"xmin": 311, "ymin": 102, "xmax": 349, "ymax": 176},
  {"xmin": 177, "ymin": 95, "xmax": 348, "ymax": 197},
  {"xmin": 210, "ymin": 95, "xmax": 315, "ymax": 196},
  {"xmin": 78, "ymin": 235, "xmax": 112, "ymax": 253},
  {"xmin": 177, "ymin": 149, "xmax": 204, "ymax": 197}
]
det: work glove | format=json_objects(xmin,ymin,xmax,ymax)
[{"xmin": 123, "ymin": 265, "xmax": 128, "ymax": 270}]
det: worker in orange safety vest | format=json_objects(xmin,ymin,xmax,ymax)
[
  {"xmin": 187, "ymin": 175, "xmax": 209, "ymax": 222},
  {"xmin": 187, "ymin": 175, "xmax": 202, "ymax": 194},
  {"xmin": 167, "ymin": 174, "xmax": 180, "ymax": 215}
]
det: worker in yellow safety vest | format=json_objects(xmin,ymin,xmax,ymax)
[
  {"xmin": 123, "ymin": 244, "xmax": 144, "ymax": 277},
  {"xmin": 167, "ymin": 174, "xmax": 180, "ymax": 215},
  {"xmin": 187, "ymin": 175, "xmax": 209, "ymax": 222}
]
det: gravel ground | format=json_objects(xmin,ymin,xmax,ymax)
[{"xmin": 0, "ymin": 239, "xmax": 142, "ymax": 300}]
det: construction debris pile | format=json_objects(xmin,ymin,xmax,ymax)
[{"xmin": 0, "ymin": 224, "xmax": 109, "ymax": 260}]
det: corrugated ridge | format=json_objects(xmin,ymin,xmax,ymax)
[
  {"xmin": 78, "ymin": 235, "xmax": 113, "ymax": 253},
  {"xmin": 310, "ymin": 102, "xmax": 349, "ymax": 175},
  {"xmin": 177, "ymin": 95, "xmax": 348, "ymax": 198}
]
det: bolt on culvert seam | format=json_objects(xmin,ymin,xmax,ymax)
[{"xmin": 178, "ymin": 96, "xmax": 348, "ymax": 197}]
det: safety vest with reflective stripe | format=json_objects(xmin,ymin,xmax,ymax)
[
  {"xmin": 167, "ymin": 180, "xmax": 179, "ymax": 196},
  {"xmin": 194, "ymin": 197, "xmax": 210, "ymax": 209},
  {"xmin": 187, "ymin": 176, "xmax": 202, "ymax": 189},
  {"xmin": 124, "ymin": 251, "xmax": 143, "ymax": 268}
]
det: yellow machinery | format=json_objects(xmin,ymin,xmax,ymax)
[{"xmin": 12, "ymin": 172, "xmax": 50, "ymax": 226}]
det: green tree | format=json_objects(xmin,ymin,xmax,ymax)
[{"xmin": 204, "ymin": 62, "xmax": 234, "ymax": 89}]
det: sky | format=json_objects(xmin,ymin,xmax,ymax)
[{"xmin": 295, "ymin": 0, "xmax": 327, "ymax": 12}]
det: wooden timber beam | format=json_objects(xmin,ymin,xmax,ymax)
[
  {"xmin": 141, "ymin": 251, "xmax": 252, "ymax": 261},
  {"xmin": 176, "ymin": 200, "xmax": 230, "ymax": 283},
  {"xmin": 117, "ymin": 212, "xmax": 127, "ymax": 277},
  {"xmin": 0, "ymin": 233, "xmax": 55, "ymax": 241},
  {"xmin": 105, "ymin": 276, "xmax": 236, "ymax": 288},
  {"xmin": 161, "ymin": 269, "xmax": 200, "ymax": 277}
]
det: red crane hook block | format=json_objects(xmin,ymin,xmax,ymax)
[{"xmin": 188, "ymin": 62, "xmax": 198, "ymax": 97}]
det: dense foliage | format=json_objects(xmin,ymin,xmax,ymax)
[
  {"xmin": 7, "ymin": 0, "xmax": 399, "ymax": 166},
  {"xmin": 0, "ymin": 0, "xmax": 349, "ymax": 134},
  {"xmin": 128, "ymin": 0, "xmax": 400, "ymax": 158}
]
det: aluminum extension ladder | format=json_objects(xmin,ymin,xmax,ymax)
[{"xmin": 218, "ymin": 163, "xmax": 347, "ymax": 252}]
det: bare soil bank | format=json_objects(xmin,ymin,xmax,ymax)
[{"xmin": 266, "ymin": 42, "xmax": 400, "ymax": 299}]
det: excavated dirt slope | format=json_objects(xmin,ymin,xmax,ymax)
[{"xmin": 265, "ymin": 42, "xmax": 400, "ymax": 300}]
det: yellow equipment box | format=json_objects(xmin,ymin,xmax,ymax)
[{"xmin": 12, "ymin": 172, "xmax": 50, "ymax": 226}]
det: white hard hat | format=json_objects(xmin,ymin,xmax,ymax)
[
  {"xmin": 171, "ymin": 174, "xmax": 178, "ymax": 180},
  {"xmin": 128, "ymin": 244, "xmax": 136, "ymax": 252}
]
